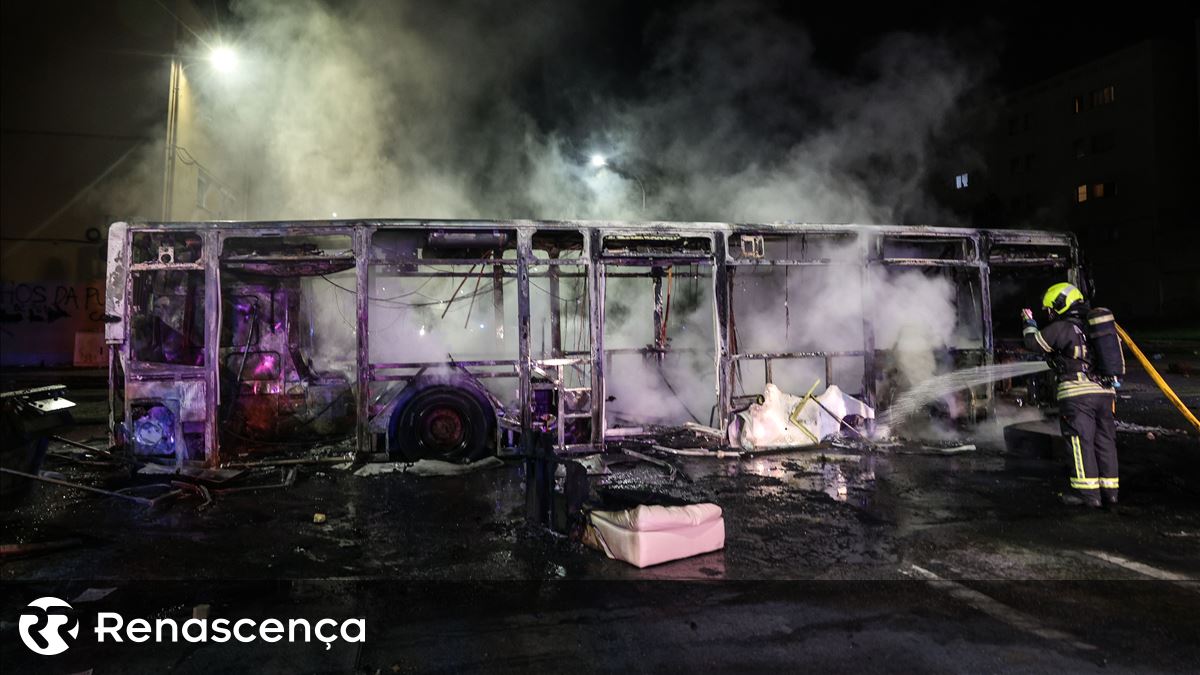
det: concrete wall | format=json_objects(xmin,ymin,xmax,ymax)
[{"xmin": 1, "ymin": 0, "xmax": 246, "ymax": 366}]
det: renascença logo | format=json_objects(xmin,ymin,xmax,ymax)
[
  {"xmin": 16, "ymin": 596, "xmax": 366, "ymax": 655},
  {"xmin": 19, "ymin": 597, "xmax": 80, "ymax": 655}
]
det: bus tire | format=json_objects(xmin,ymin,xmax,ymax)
[{"xmin": 390, "ymin": 385, "xmax": 492, "ymax": 463}]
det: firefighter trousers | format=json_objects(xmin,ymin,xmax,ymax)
[{"xmin": 1059, "ymin": 392, "xmax": 1119, "ymax": 504}]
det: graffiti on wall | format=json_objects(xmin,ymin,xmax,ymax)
[
  {"xmin": 0, "ymin": 281, "xmax": 105, "ymax": 366},
  {"xmin": 0, "ymin": 282, "xmax": 105, "ymax": 323}
]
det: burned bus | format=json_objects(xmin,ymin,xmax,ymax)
[{"xmin": 102, "ymin": 219, "xmax": 1082, "ymax": 466}]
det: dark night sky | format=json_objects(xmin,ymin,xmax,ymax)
[
  {"xmin": 433, "ymin": 2, "xmax": 1197, "ymax": 140},
  {"xmin": 1, "ymin": 1, "xmax": 1195, "ymax": 231},
  {"xmin": 3, "ymin": 1, "xmax": 1193, "ymax": 141}
]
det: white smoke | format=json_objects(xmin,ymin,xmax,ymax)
[
  {"xmin": 602, "ymin": 267, "xmax": 716, "ymax": 427},
  {"xmin": 167, "ymin": 0, "xmax": 991, "ymax": 224},
  {"xmin": 96, "ymin": 1, "xmax": 999, "ymax": 427}
]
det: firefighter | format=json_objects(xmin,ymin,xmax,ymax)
[{"xmin": 1022, "ymin": 282, "xmax": 1119, "ymax": 509}]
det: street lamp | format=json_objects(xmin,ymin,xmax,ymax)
[
  {"xmin": 589, "ymin": 153, "xmax": 645, "ymax": 212},
  {"xmin": 209, "ymin": 45, "xmax": 238, "ymax": 73},
  {"xmin": 162, "ymin": 45, "xmax": 238, "ymax": 220}
]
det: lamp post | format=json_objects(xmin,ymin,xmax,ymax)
[
  {"xmin": 162, "ymin": 45, "xmax": 237, "ymax": 221},
  {"xmin": 589, "ymin": 154, "xmax": 646, "ymax": 213},
  {"xmin": 162, "ymin": 56, "xmax": 182, "ymax": 220}
]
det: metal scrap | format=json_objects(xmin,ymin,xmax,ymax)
[
  {"xmin": 171, "ymin": 480, "xmax": 214, "ymax": 509},
  {"xmin": 651, "ymin": 444, "xmax": 742, "ymax": 459},
  {"xmin": 353, "ymin": 456, "xmax": 504, "ymax": 477},
  {"xmin": 574, "ymin": 454, "xmax": 611, "ymax": 475},
  {"xmin": 50, "ymin": 434, "xmax": 118, "ymax": 458},
  {"xmin": 0, "ymin": 467, "xmax": 162, "ymax": 505},
  {"xmin": 622, "ymin": 448, "xmax": 690, "ymax": 482},
  {"xmin": 221, "ymin": 456, "xmax": 352, "ymax": 469},
  {"xmin": 214, "ymin": 467, "xmax": 298, "ymax": 494},
  {"xmin": 139, "ymin": 463, "xmax": 244, "ymax": 483},
  {"xmin": 681, "ymin": 422, "xmax": 725, "ymax": 438}
]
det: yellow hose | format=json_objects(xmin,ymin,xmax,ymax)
[{"xmin": 1116, "ymin": 324, "xmax": 1200, "ymax": 433}]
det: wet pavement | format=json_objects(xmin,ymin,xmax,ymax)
[{"xmin": 2, "ymin": 358, "xmax": 1198, "ymax": 672}]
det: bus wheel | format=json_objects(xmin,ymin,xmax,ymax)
[{"xmin": 392, "ymin": 386, "xmax": 491, "ymax": 463}]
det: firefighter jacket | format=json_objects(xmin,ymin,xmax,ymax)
[{"xmin": 1023, "ymin": 316, "xmax": 1114, "ymax": 400}]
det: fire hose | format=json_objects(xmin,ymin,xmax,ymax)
[{"xmin": 1116, "ymin": 324, "xmax": 1200, "ymax": 434}]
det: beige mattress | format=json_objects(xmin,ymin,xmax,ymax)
[{"xmin": 583, "ymin": 503, "xmax": 725, "ymax": 568}]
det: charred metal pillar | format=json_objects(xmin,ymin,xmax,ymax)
[
  {"xmin": 492, "ymin": 263, "xmax": 505, "ymax": 341},
  {"xmin": 979, "ymin": 237, "xmax": 995, "ymax": 420},
  {"xmin": 354, "ymin": 226, "xmax": 371, "ymax": 459},
  {"xmin": 587, "ymin": 230, "xmax": 606, "ymax": 446},
  {"xmin": 713, "ymin": 235, "xmax": 733, "ymax": 432},
  {"xmin": 859, "ymin": 234, "xmax": 878, "ymax": 422},
  {"xmin": 517, "ymin": 231, "xmax": 534, "ymax": 450},
  {"xmin": 652, "ymin": 266, "xmax": 665, "ymax": 358},
  {"xmin": 105, "ymin": 222, "xmax": 129, "ymax": 451},
  {"xmin": 203, "ymin": 230, "xmax": 222, "ymax": 466},
  {"xmin": 549, "ymin": 249, "xmax": 562, "ymax": 357}
]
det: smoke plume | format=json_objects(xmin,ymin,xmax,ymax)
[
  {"xmin": 188, "ymin": 0, "xmax": 989, "ymax": 224},
  {"xmin": 105, "ymin": 1, "xmax": 1000, "ymax": 426}
]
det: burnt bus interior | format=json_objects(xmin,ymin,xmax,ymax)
[{"xmin": 104, "ymin": 220, "xmax": 1082, "ymax": 466}]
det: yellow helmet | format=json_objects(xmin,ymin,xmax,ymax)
[{"xmin": 1042, "ymin": 282, "xmax": 1085, "ymax": 315}]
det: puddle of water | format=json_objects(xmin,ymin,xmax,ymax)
[{"xmin": 679, "ymin": 451, "xmax": 879, "ymax": 503}]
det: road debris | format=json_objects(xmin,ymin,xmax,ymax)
[
  {"xmin": 354, "ymin": 456, "xmax": 504, "ymax": 477},
  {"xmin": 574, "ymin": 454, "xmax": 611, "ymax": 476},
  {"xmin": 0, "ymin": 539, "xmax": 83, "ymax": 558},
  {"xmin": 222, "ymin": 456, "xmax": 353, "ymax": 469},
  {"xmin": 138, "ymin": 463, "xmax": 244, "ymax": 483},
  {"xmin": 0, "ymin": 467, "xmax": 167, "ymax": 506},
  {"xmin": 733, "ymin": 383, "xmax": 873, "ymax": 450},
  {"xmin": 651, "ymin": 445, "xmax": 742, "ymax": 459},
  {"xmin": 50, "ymin": 435, "xmax": 118, "ymax": 458},
  {"xmin": 1115, "ymin": 421, "xmax": 1187, "ymax": 437},
  {"xmin": 72, "ymin": 588, "xmax": 117, "ymax": 603},
  {"xmin": 622, "ymin": 448, "xmax": 689, "ymax": 482},
  {"xmin": 171, "ymin": 481, "xmax": 214, "ymax": 509},
  {"xmin": 214, "ymin": 468, "xmax": 298, "ymax": 494}
]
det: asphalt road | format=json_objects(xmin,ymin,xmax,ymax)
[{"xmin": 1, "ymin": 360, "xmax": 1197, "ymax": 673}]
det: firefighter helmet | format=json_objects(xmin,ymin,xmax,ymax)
[{"xmin": 1042, "ymin": 282, "xmax": 1085, "ymax": 315}]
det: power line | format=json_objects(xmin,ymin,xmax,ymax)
[{"xmin": 1, "ymin": 128, "xmax": 155, "ymax": 142}]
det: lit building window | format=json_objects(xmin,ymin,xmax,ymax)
[
  {"xmin": 955, "ymin": 173, "xmax": 969, "ymax": 189},
  {"xmin": 1077, "ymin": 85, "xmax": 1116, "ymax": 113},
  {"xmin": 1091, "ymin": 182, "xmax": 1116, "ymax": 199},
  {"xmin": 1076, "ymin": 182, "xmax": 1116, "ymax": 203}
]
